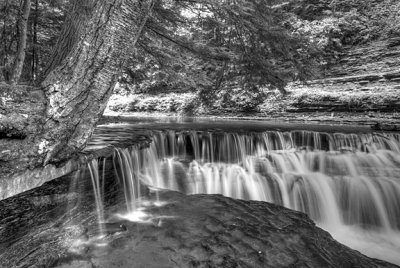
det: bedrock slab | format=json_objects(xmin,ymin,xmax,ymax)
[{"xmin": 0, "ymin": 174, "xmax": 396, "ymax": 268}]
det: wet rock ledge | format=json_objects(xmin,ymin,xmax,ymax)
[
  {"xmin": 72, "ymin": 191, "xmax": 396, "ymax": 268},
  {"xmin": 0, "ymin": 132, "xmax": 151, "ymax": 201},
  {"xmin": 0, "ymin": 173, "xmax": 397, "ymax": 268}
]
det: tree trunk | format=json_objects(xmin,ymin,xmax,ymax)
[
  {"xmin": 0, "ymin": 0, "xmax": 155, "ymax": 194},
  {"xmin": 31, "ymin": 0, "xmax": 38, "ymax": 82},
  {"xmin": 9, "ymin": 0, "xmax": 31, "ymax": 85},
  {"xmin": 41, "ymin": 0, "xmax": 155, "ymax": 164},
  {"xmin": 1, "ymin": 0, "xmax": 10, "ymax": 82},
  {"xmin": 41, "ymin": 0, "xmax": 96, "ymax": 80}
]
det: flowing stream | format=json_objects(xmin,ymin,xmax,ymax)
[{"xmin": 96, "ymin": 128, "xmax": 400, "ymax": 264}]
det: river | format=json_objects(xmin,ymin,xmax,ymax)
[
  {"xmin": 1, "ymin": 118, "xmax": 400, "ymax": 267},
  {"xmin": 88, "ymin": 118, "xmax": 400, "ymax": 264}
]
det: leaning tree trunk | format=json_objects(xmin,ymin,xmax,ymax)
[
  {"xmin": 40, "ymin": 0, "xmax": 155, "ymax": 164},
  {"xmin": 41, "ymin": 0, "xmax": 96, "ymax": 80},
  {"xmin": 9, "ymin": 0, "xmax": 31, "ymax": 85},
  {"xmin": 0, "ymin": 0, "xmax": 154, "ymax": 197}
]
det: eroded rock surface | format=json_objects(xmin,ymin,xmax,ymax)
[
  {"xmin": 285, "ymin": 37, "xmax": 400, "ymax": 114},
  {"xmin": 0, "ymin": 169, "xmax": 397, "ymax": 268},
  {"xmin": 73, "ymin": 192, "xmax": 397, "ymax": 268}
]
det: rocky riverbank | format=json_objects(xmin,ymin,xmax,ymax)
[
  {"xmin": 285, "ymin": 37, "xmax": 400, "ymax": 114},
  {"xmin": 107, "ymin": 36, "xmax": 400, "ymax": 123}
]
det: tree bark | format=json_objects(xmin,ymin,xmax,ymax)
[
  {"xmin": 9, "ymin": 0, "xmax": 31, "ymax": 85},
  {"xmin": 40, "ymin": 0, "xmax": 155, "ymax": 164},
  {"xmin": 41, "ymin": 0, "xmax": 96, "ymax": 80},
  {"xmin": 31, "ymin": 0, "xmax": 38, "ymax": 81},
  {"xmin": 1, "ymin": 0, "xmax": 10, "ymax": 82}
]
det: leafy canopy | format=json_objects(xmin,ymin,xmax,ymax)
[
  {"xmin": 121, "ymin": 0, "xmax": 319, "ymax": 97},
  {"xmin": 0, "ymin": 0, "xmax": 318, "ymax": 94}
]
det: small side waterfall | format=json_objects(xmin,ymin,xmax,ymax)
[
  {"xmin": 106, "ymin": 129, "xmax": 400, "ymax": 264},
  {"xmin": 87, "ymin": 158, "xmax": 106, "ymax": 236},
  {"xmin": 114, "ymin": 149, "xmax": 142, "ymax": 213}
]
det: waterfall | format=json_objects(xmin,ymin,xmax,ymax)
[
  {"xmin": 87, "ymin": 158, "xmax": 106, "ymax": 236},
  {"xmin": 114, "ymin": 149, "xmax": 142, "ymax": 213},
  {"xmin": 110, "ymin": 129, "xmax": 400, "ymax": 263},
  {"xmin": 114, "ymin": 130, "xmax": 400, "ymax": 229}
]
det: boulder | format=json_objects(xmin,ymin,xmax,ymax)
[{"xmin": 0, "ymin": 174, "xmax": 397, "ymax": 268}]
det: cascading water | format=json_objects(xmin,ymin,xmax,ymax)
[
  {"xmin": 87, "ymin": 158, "xmax": 106, "ymax": 236},
  {"xmin": 112, "ymin": 129, "xmax": 400, "ymax": 264},
  {"xmin": 114, "ymin": 149, "xmax": 142, "ymax": 213}
]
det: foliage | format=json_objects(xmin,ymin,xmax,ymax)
[
  {"xmin": 284, "ymin": 0, "xmax": 400, "ymax": 47},
  {"xmin": 0, "ymin": 0, "xmax": 319, "ymax": 108},
  {"xmin": 107, "ymin": 92, "xmax": 200, "ymax": 115},
  {"xmin": 276, "ymin": 0, "xmax": 400, "ymax": 73},
  {"xmin": 212, "ymin": 87, "xmax": 267, "ymax": 113},
  {"xmin": 0, "ymin": 0, "xmax": 67, "ymax": 82},
  {"xmin": 121, "ymin": 0, "xmax": 320, "ymax": 99}
]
